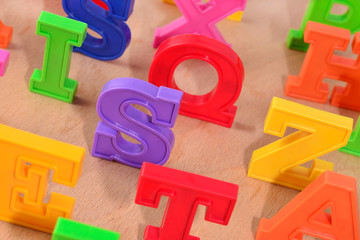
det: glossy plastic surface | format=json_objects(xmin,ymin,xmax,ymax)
[
  {"xmin": 0, "ymin": 124, "xmax": 85, "ymax": 233},
  {"xmin": 29, "ymin": 11, "xmax": 87, "ymax": 103},
  {"xmin": 0, "ymin": 49, "xmax": 9, "ymax": 76},
  {"xmin": 149, "ymin": 34, "xmax": 244, "ymax": 128},
  {"xmin": 287, "ymin": 0, "xmax": 360, "ymax": 51},
  {"xmin": 340, "ymin": 116, "xmax": 360, "ymax": 157},
  {"xmin": 161, "ymin": 0, "xmax": 243, "ymax": 22},
  {"xmin": 135, "ymin": 162, "xmax": 239, "ymax": 240},
  {"xmin": 92, "ymin": 78, "xmax": 183, "ymax": 168},
  {"xmin": 248, "ymin": 97, "xmax": 353, "ymax": 190},
  {"xmin": 286, "ymin": 21, "xmax": 360, "ymax": 111},
  {"xmin": 153, "ymin": 0, "xmax": 247, "ymax": 48},
  {"xmin": 0, "ymin": 20, "xmax": 12, "ymax": 48},
  {"xmin": 256, "ymin": 171, "xmax": 360, "ymax": 240},
  {"xmin": 62, "ymin": 0, "xmax": 134, "ymax": 60},
  {"xmin": 52, "ymin": 217, "xmax": 121, "ymax": 240}
]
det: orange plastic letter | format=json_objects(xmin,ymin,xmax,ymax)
[
  {"xmin": 286, "ymin": 21, "xmax": 360, "ymax": 111},
  {"xmin": 256, "ymin": 171, "xmax": 360, "ymax": 240},
  {"xmin": 0, "ymin": 20, "xmax": 12, "ymax": 48},
  {"xmin": 0, "ymin": 124, "xmax": 85, "ymax": 233},
  {"xmin": 248, "ymin": 97, "xmax": 352, "ymax": 190}
]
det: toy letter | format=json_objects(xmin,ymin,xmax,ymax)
[
  {"xmin": 92, "ymin": 78, "xmax": 183, "ymax": 168},
  {"xmin": 135, "ymin": 162, "xmax": 238, "ymax": 240},
  {"xmin": 29, "ymin": 11, "xmax": 87, "ymax": 103},
  {"xmin": 248, "ymin": 97, "xmax": 352, "ymax": 190},
  {"xmin": 62, "ymin": 0, "xmax": 134, "ymax": 60}
]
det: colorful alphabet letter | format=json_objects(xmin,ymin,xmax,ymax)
[
  {"xmin": 62, "ymin": 0, "xmax": 134, "ymax": 60},
  {"xmin": 153, "ymin": 0, "xmax": 247, "ymax": 48},
  {"xmin": 29, "ymin": 11, "xmax": 87, "ymax": 103},
  {"xmin": 161, "ymin": 0, "xmax": 244, "ymax": 22},
  {"xmin": 286, "ymin": 21, "xmax": 360, "ymax": 111},
  {"xmin": 135, "ymin": 162, "xmax": 238, "ymax": 240},
  {"xmin": 149, "ymin": 34, "xmax": 244, "ymax": 128},
  {"xmin": 256, "ymin": 171, "xmax": 359, "ymax": 240},
  {"xmin": 92, "ymin": 78, "xmax": 183, "ymax": 168},
  {"xmin": 248, "ymin": 97, "xmax": 352, "ymax": 190},
  {"xmin": 287, "ymin": 0, "xmax": 360, "ymax": 51},
  {"xmin": 0, "ymin": 124, "xmax": 85, "ymax": 233},
  {"xmin": 52, "ymin": 218, "xmax": 120, "ymax": 240},
  {"xmin": 0, "ymin": 20, "xmax": 12, "ymax": 48},
  {"xmin": 92, "ymin": 0, "xmax": 110, "ymax": 10},
  {"xmin": 0, "ymin": 49, "xmax": 9, "ymax": 77},
  {"xmin": 340, "ymin": 116, "xmax": 360, "ymax": 157}
]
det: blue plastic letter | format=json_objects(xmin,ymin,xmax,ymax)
[{"xmin": 62, "ymin": 0, "xmax": 134, "ymax": 60}]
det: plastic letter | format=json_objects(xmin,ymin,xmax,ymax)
[
  {"xmin": 135, "ymin": 162, "xmax": 239, "ymax": 240},
  {"xmin": 0, "ymin": 20, "xmax": 12, "ymax": 48},
  {"xmin": 0, "ymin": 49, "xmax": 9, "ymax": 77},
  {"xmin": 227, "ymin": 11, "xmax": 243, "ymax": 22},
  {"xmin": 149, "ymin": 34, "xmax": 244, "ymax": 128},
  {"xmin": 286, "ymin": 22, "xmax": 360, "ymax": 111},
  {"xmin": 0, "ymin": 124, "xmax": 85, "ymax": 233},
  {"xmin": 91, "ymin": 78, "xmax": 183, "ymax": 168},
  {"xmin": 62, "ymin": 0, "xmax": 134, "ymax": 60},
  {"xmin": 248, "ymin": 97, "xmax": 353, "ymax": 190},
  {"xmin": 256, "ymin": 171, "xmax": 360, "ymax": 240},
  {"xmin": 161, "ymin": 0, "xmax": 243, "ymax": 22},
  {"xmin": 29, "ymin": 11, "xmax": 87, "ymax": 103},
  {"xmin": 92, "ymin": 0, "xmax": 109, "ymax": 10},
  {"xmin": 340, "ymin": 116, "xmax": 360, "ymax": 157},
  {"xmin": 52, "ymin": 217, "xmax": 121, "ymax": 240},
  {"xmin": 287, "ymin": 0, "xmax": 360, "ymax": 51},
  {"xmin": 153, "ymin": 0, "xmax": 247, "ymax": 48}
]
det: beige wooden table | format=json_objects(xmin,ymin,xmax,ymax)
[{"xmin": 1, "ymin": 0, "xmax": 359, "ymax": 239}]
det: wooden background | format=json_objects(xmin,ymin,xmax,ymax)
[{"xmin": 1, "ymin": 0, "xmax": 359, "ymax": 239}]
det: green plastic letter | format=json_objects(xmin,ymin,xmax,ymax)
[
  {"xmin": 52, "ymin": 218, "xmax": 121, "ymax": 240},
  {"xmin": 340, "ymin": 116, "xmax": 360, "ymax": 157},
  {"xmin": 30, "ymin": 11, "xmax": 87, "ymax": 103},
  {"xmin": 287, "ymin": 0, "xmax": 360, "ymax": 51}
]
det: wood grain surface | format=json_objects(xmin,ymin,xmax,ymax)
[{"xmin": 1, "ymin": 1, "xmax": 359, "ymax": 239}]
